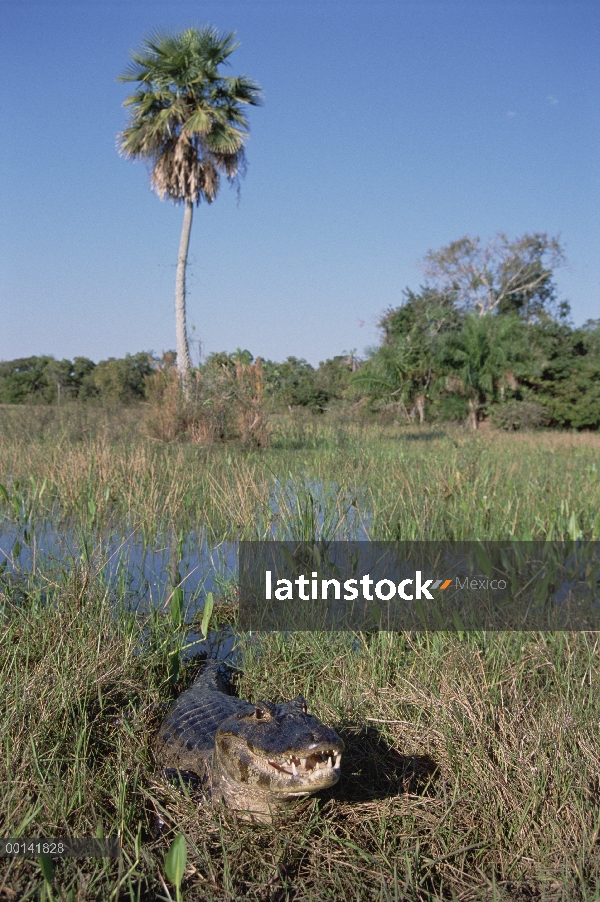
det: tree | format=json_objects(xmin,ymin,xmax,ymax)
[
  {"xmin": 520, "ymin": 320, "xmax": 600, "ymax": 430},
  {"xmin": 314, "ymin": 355, "xmax": 356, "ymax": 403},
  {"xmin": 117, "ymin": 27, "xmax": 263, "ymax": 385},
  {"xmin": 0, "ymin": 356, "xmax": 98, "ymax": 403},
  {"xmin": 440, "ymin": 314, "xmax": 526, "ymax": 429},
  {"xmin": 353, "ymin": 288, "xmax": 461, "ymax": 421},
  {"xmin": 0, "ymin": 356, "xmax": 54, "ymax": 403},
  {"xmin": 91, "ymin": 353, "xmax": 155, "ymax": 404},
  {"xmin": 262, "ymin": 357, "xmax": 329, "ymax": 410},
  {"xmin": 422, "ymin": 233, "xmax": 566, "ymax": 321},
  {"xmin": 44, "ymin": 358, "xmax": 76, "ymax": 404}
]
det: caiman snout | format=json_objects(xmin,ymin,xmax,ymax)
[{"xmin": 213, "ymin": 700, "xmax": 344, "ymax": 818}]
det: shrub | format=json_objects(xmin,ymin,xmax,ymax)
[
  {"xmin": 145, "ymin": 357, "xmax": 270, "ymax": 447},
  {"xmin": 263, "ymin": 357, "xmax": 329, "ymax": 410},
  {"xmin": 490, "ymin": 400, "xmax": 551, "ymax": 431},
  {"xmin": 433, "ymin": 394, "xmax": 470, "ymax": 423},
  {"xmin": 144, "ymin": 359, "xmax": 188, "ymax": 441}
]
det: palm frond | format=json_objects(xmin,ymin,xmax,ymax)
[
  {"xmin": 181, "ymin": 107, "xmax": 213, "ymax": 136},
  {"xmin": 204, "ymin": 123, "xmax": 244, "ymax": 154},
  {"xmin": 117, "ymin": 25, "xmax": 262, "ymax": 204},
  {"xmin": 222, "ymin": 75, "xmax": 264, "ymax": 106}
]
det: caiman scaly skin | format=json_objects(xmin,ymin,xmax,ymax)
[{"xmin": 155, "ymin": 660, "xmax": 344, "ymax": 822}]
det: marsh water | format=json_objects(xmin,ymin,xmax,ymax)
[
  {"xmin": 0, "ymin": 476, "xmax": 368, "ymax": 662},
  {"xmin": 0, "ymin": 521, "xmax": 235, "ymax": 604},
  {"xmin": 0, "ymin": 519, "xmax": 242, "ymax": 660}
]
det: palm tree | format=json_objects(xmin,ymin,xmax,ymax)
[
  {"xmin": 117, "ymin": 27, "xmax": 263, "ymax": 385},
  {"xmin": 352, "ymin": 290, "xmax": 457, "ymax": 422},
  {"xmin": 441, "ymin": 314, "xmax": 526, "ymax": 429}
]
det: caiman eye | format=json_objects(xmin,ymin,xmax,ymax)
[{"xmin": 254, "ymin": 702, "xmax": 269, "ymax": 720}]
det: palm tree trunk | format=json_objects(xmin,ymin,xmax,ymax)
[
  {"xmin": 415, "ymin": 393, "xmax": 425, "ymax": 424},
  {"xmin": 468, "ymin": 397, "xmax": 478, "ymax": 430},
  {"xmin": 175, "ymin": 199, "xmax": 194, "ymax": 386}
]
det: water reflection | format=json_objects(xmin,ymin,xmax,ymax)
[{"xmin": 0, "ymin": 522, "xmax": 235, "ymax": 612}]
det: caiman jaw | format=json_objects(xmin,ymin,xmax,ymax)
[{"xmin": 268, "ymin": 749, "xmax": 342, "ymax": 778}]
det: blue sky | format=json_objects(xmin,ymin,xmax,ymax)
[{"xmin": 1, "ymin": 1, "xmax": 598, "ymax": 366}]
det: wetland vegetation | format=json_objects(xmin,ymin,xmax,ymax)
[{"xmin": 1, "ymin": 406, "xmax": 600, "ymax": 900}]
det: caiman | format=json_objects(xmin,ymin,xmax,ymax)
[{"xmin": 155, "ymin": 660, "xmax": 344, "ymax": 822}]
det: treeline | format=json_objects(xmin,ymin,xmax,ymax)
[
  {"xmin": 0, "ymin": 351, "xmax": 356, "ymax": 409},
  {"xmin": 2, "ymin": 233, "xmax": 599, "ymax": 430},
  {"xmin": 0, "ymin": 353, "xmax": 155, "ymax": 405},
  {"xmin": 4, "ymin": 315, "xmax": 599, "ymax": 432}
]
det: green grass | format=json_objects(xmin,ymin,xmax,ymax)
[
  {"xmin": 1, "ymin": 404, "xmax": 600, "ymax": 542},
  {"xmin": 1, "ymin": 405, "xmax": 600, "ymax": 899}
]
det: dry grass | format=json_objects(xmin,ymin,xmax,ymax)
[
  {"xmin": 145, "ymin": 360, "xmax": 270, "ymax": 448},
  {"xmin": 2, "ymin": 409, "xmax": 600, "ymax": 544}
]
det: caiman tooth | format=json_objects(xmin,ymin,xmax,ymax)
[
  {"xmin": 327, "ymin": 756, "xmax": 333, "ymax": 768},
  {"xmin": 291, "ymin": 761, "xmax": 298, "ymax": 776}
]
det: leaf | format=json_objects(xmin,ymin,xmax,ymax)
[
  {"xmin": 182, "ymin": 107, "xmax": 212, "ymax": 135},
  {"xmin": 171, "ymin": 587, "xmax": 184, "ymax": 627},
  {"xmin": 80, "ymin": 533, "xmax": 90, "ymax": 568},
  {"xmin": 452, "ymin": 610, "xmax": 465, "ymax": 634},
  {"xmin": 39, "ymin": 854, "xmax": 54, "ymax": 884},
  {"xmin": 475, "ymin": 543, "xmax": 493, "ymax": 578},
  {"xmin": 534, "ymin": 572, "xmax": 551, "ymax": 605},
  {"xmin": 415, "ymin": 598, "xmax": 429, "ymax": 629},
  {"xmin": 0, "ymin": 484, "xmax": 9, "ymax": 503},
  {"xmin": 568, "ymin": 511, "xmax": 583, "ymax": 542},
  {"xmin": 164, "ymin": 833, "xmax": 187, "ymax": 889},
  {"xmin": 168, "ymin": 650, "xmax": 181, "ymax": 685},
  {"xmin": 200, "ymin": 592, "xmax": 214, "ymax": 639}
]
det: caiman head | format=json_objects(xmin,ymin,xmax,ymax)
[{"xmin": 213, "ymin": 696, "xmax": 344, "ymax": 822}]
